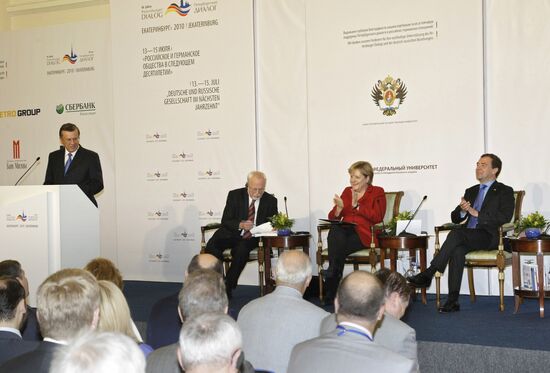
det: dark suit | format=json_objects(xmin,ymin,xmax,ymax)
[
  {"xmin": 44, "ymin": 145, "xmax": 103, "ymax": 207},
  {"xmin": 0, "ymin": 330, "xmax": 39, "ymax": 366},
  {"xmin": 205, "ymin": 187, "xmax": 278, "ymax": 289},
  {"xmin": 21, "ymin": 306, "xmax": 42, "ymax": 342},
  {"xmin": 0, "ymin": 340, "xmax": 60, "ymax": 373},
  {"xmin": 431, "ymin": 181, "xmax": 514, "ymax": 298}
]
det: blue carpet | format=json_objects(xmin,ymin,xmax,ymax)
[{"xmin": 124, "ymin": 280, "xmax": 550, "ymax": 351}]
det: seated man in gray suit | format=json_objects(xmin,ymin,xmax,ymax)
[
  {"xmin": 178, "ymin": 313, "xmax": 242, "ymax": 373},
  {"xmin": 288, "ymin": 271, "xmax": 417, "ymax": 373},
  {"xmin": 237, "ymin": 250, "xmax": 328, "ymax": 373},
  {"xmin": 321, "ymin": 268, "xmax": 418, "ymax": 367},
  {"xmin": 146, "ymin": 270, "xmax": 254, "ymax": 373},
  {"xmin": 0, "ymin": 277, "xmax": 39, "ymax": 365},
  {"xmin": 0, "ymin": 269, "xmax": 100, "ymax": 373}
]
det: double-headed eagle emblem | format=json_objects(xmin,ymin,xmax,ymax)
[{"xmin": 371, "ymin": 76, "xmax": 407, "ymax": 116}]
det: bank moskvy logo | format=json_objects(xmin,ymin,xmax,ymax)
[{"xmin": 371, "ymin": 76, "xmax": 407, "ymax": 116}]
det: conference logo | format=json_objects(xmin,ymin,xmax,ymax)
[
  {"xmin": 7, "ymin": 140, "xmax": 28, "ymax": 171},
  {"xmin": 147, "ymin": 210, "xmax": 169, "ymax": 220},
  {"xmin": 199, "ymin": 209, "xmax": 222, "ymax": 220},
  {"xmin": 63, "ymin": 47, "xmax": 78, "ymax": 64},
  {"xmin": 6, "ymin": 211, "xmax": 38, "ymax": 228},
  {"xmin": 166, "ymin": 0, "xmax": 191, "ymax": 16},
  {"xmin": 0, "ymin": 108, "xmax": 41, "ymax": 119},
  {"xmin": 371, "ymin": 75, "xmax": 407, "ymax": 116},
  {"xmin": 146, "ymin": 132, "xmax": 168, "ymax": 143},
  {"xmin": 56, "ymin": 102, "xmax": 96, "ymax": 116},
  {"xmin": 172, "ymin": 231, "xmax": 195, "ymax": 242},
  {"xmin": 172, "ymin": 191, "xmax": 195, "ymax": 202},
  {"xmin": 146, "ymin": 170, "xmax": 168, "ymax": 181},
  {"xmin": 198, "ymin": 168, "xmax": 221, "ymax": 180},
  {"xmin": 148, "ymin": 251, "xmax": 170, "ymax": 263},
  {"xmin": 171, "ymin": 150, "xmax": 194, "ymax": 162},
  {"xmin": 197, "ymin": 128, "xmax": 220, "ymax": 140}
]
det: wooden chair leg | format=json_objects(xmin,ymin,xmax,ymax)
[
  {"xmin": 467, "ymin": 267, "xmax": 476, "ymax": 303},
  {"xmin": 353, "ymin": 263, "xmax": 359, "ymax": 271},
  {"xmin": 499, "ymin": 268, "xmax": 505, "ymax": 312},
  {"xmin": 318, "ymin": 266, "xmax": 324, "ymax": 300},
  {"xmin": 435, "ymin": 271, "xmax": 441, "ymax": 308}
]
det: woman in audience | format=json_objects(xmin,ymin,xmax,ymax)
[
  {"xmin": 85, "ymin": 257, "xmax": 124, "ymax": 290},
  {"xmin": 97, "ymin": 280, "xmax": 153, "ymax": 356},
  {"xmin": 322, "ymin": 160, "xmax": 386, "ymax": 303}
]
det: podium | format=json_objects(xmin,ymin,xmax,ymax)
[{"xmin": 0, "ymin": 185, "xmax": 100, "ymax": 306}]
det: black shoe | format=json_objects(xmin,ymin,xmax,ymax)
[
  {"xmin": 406, "ymin": 272, "xmax": 432, "ymax": 288},
  {"xmin": 438, "ymin": 299, "xmax": 460, "ymax": 313}
]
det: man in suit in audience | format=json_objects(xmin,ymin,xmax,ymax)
[
  {"xmin": 146, "ymin": 253, "xmax": 224, "ymax": 349},
  {"xmin": 237, "ymin": 250, "xmax": 328, "ymax": 373},
  {"xmin": 44, "ymin": 122, "xmax": 104, "ymax": 207},
  {"xmin": 0, "ymin": 260, "xmax": 41, "ymax": 341},
  {"xmin": 407, "ymin": 154, "xmax": 514, "ymax": 312},
  {"xmin": 178, "ymin": 313, "xmax": 242, "ymax": 373},
  {"xmin": 205, "ymin": 171, "xmax": 278, "ymax": 298},
  {"xmin": 287, "ymin": 271, "xmax": 416, "ymax": 373},
  {"xmin": 0, "ymin": 277, "xmax": 39, "ymax": 365},
  {"xmin": 0, "ymin": 269, "xmax": 100, "ymax": 372},
  {"xmin": 320, "ymin": 268, "xmax": 418, "ymax": 367},
  {"xmin": 146, "ymin": 269, "xmax": 254, "ymax": 373}
]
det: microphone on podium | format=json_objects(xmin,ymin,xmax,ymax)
[
  {"xmin": 397, "ymin": 195, "xmax": 427, "ymax": 237},
  {"xmin": 15, "ymin": 156, "xmax": 40, "ymax": 186}
]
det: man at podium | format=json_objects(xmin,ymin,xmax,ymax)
[{"xmin": 44, "ymin": 123, "xmax": 104, "ymax": 207}]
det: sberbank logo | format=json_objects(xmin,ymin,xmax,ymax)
[
  {"xmin": 56, "ymin": 104, "xmax": 64, "ymax": 114},
  {"xmin": 55, "ymin": 102, "xmax": 96, "ymax": 115}
]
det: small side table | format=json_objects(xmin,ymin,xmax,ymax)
[
  {"xmin": 378, "ymin": 235, "xmax": 430, "ymax": 305},
  {"xmin": 510, "ymin": 237, "xmax": 550, "ymax": 318},
  {"xmin": 260, "ymin": 234, "xmax": 311, "ymax": 294}
]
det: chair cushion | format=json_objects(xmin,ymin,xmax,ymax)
[
  {"xmin": 321, "ymin": 248, "xmax": 372, "ymax": 258},
  {"xmin": 465, "ymin": 250, "xmax": 512, "ymax": 261},
  {"xmin": 222, "ymin": 248, "xmax": 258, "ymax": 260}
]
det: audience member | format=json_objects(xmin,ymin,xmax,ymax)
[
  {"xmin": 237, "ymin": 250, "xmax": 328, "ymax": 372},
  {"xmin": 0, "ymin": 268, "xmax": 100, "ymax": 373},
  {"xmin": 321, "ymin": 268, "xmax": 418, "ymax": 366},
  {"xmin": 178, "ymin": 313, "xmax": 242, "ymax": 373},
  {"xmin": 50, "ymin": 331, "xmax": 145, "ymax": 373},
  {"xmin": 0, "ymin": 260, "xmax": 41, "ymax": 341},
  {"xmin": 97, "ymin": 280, "xmax": 153, "ymax": 356},
  {"xmin": 146, "ymin": 253, "xmax": 224, "ymax": 349},
  {"xmin": 85, "ymin": 257, "xmax": 124, "ymax": 290},
  {"xmin": 146, "ymin": 269, "xmax": 253, "ymax": 373},
  {"xmin": 0, "ymin": 277, "xmax": 39, "ymax": 365},
  {"xmin": 287, "ymin": 271, "xmax": 416, "ymax": 373}
]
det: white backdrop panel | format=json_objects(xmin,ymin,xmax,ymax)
[
  {"xmin": 305, "ymin": 0, "xmax": 485, "ymax": 294},
  {"xmin": 110, "ymin": 0, "xmax": 257, "ymax": 281},
  {"xmin": 486, "ymin": 0, "xmax": 550, "ymax": 295}
]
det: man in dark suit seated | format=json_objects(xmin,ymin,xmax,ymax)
[
  {"xmin": 0, "ymin": 260, "xmax": 41, "ymax": 341},
  {"xmin": 0, "ymin": 277, "xmax": 39, "ymax": 365},
  {"xmin": 407, "ymin": 153, "xmax": 515, "ymax": 312},
  {"xmin": 287, "ymin": 271, "xmax": 416, "ymax": 372},
  {"xmin": 146, "ymin": 253, "xmax": 224, "ymax": 349},
  {"xmin": 205, "ymin": 171, "xmax": 278, "ymax": 297},
  {"xmin": 0, "ymin": 269, "xmax": 100, "ymax": 372},
  {"xmin": 43, "ymin": 122, "xmax": 103, "ymax": 207}
]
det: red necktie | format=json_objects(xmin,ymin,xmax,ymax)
[{"xmin": 243, "ymin": 201, "xmax": 255, "ymax": 239}]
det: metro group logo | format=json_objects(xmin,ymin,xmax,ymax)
[
  {"xmin": 63, "ymin": 47, "xmax": 78, "ymax": 64},
  {"xmin": 166, "ymin": 0, "xmax": 191, "ymax": 16}
]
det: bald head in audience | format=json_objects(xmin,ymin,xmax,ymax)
[
  {"xmin": 274, "ymin": 250, "xmax": 312, "ymax": 294},
  {"xmin": 186, "ymin": 254, "xmax": 223, "ymax": 277},
  {"xmin": 335, "ymin": 270, "xmax": 385, "ymax": 333}
]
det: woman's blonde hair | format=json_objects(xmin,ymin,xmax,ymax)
[{"xmin": 97, "ymin": 280, "xmax": 136, "ymax": 342}]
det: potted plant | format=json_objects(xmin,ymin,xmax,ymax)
[
  {"xmin": 269, "ymin": 212, "xmax": 294, "ymax": 236},
  {"xmin": 515, "ymin": 212, "xmax": 549, "ymax": 239},
  {"xmin": 387, "ymin": 211, "xmax": 413, "ymax": 236}
]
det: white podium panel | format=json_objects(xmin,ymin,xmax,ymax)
[{"xmin": 0, "ymin": 185, "xmax": 99, "ymax": 306}]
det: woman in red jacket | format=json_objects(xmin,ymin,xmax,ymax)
[{"xmin": 322, "ymin": 161, "xmax": 386, "ymax": 303}]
